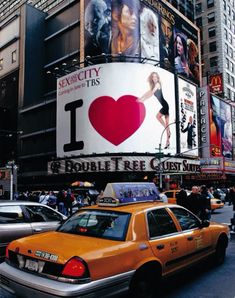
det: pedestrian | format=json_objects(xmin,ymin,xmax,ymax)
[
  {"xmin": 57, "ymin": 190, "xmax": 66, "ymax": 215},
  {"xmin": 158, "ymin": 187, "xmax": 168, "ymax": 203},
  {"xmin": 187, "ymin": 186, "xmax": 201, "ymax": 216},
  {"xmin": 64, "ymin": 189, "xmax": 73, "ymax": 216},
  {"xmin": 84, "ymin": 192, "xmax": 91, "ymax": 206},
  {"xmin": 199, "ymin": 185, "xmax": 211, "ymax": 221},
  {"xmin": 230, "ymin": 186, "xmax": 235, "ymax": 231},
  {"xmin": 176, "ymin": 184, "xmax": 188, "ymax": 208},
  {"xmin": 47, "ymin": 191, "xmax": 57, "ymax": 209}
]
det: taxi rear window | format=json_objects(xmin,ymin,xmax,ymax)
[{"xmin": 58, "ymin": 210, "xmax": 130, "ymax": 241}]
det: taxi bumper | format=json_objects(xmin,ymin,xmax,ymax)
[{"xmin": 0, "ymin": 262, "xmax": 134, "ymax": 297}]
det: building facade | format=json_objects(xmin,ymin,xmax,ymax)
[{"xmin": 5, "ymin": 0, "xmax": 235, "ymax": 193}]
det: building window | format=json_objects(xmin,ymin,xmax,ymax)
[
  {"xmin": 226, "ymin": 58, "xmax": 229, "ymax": 69},
  {"xmin": 223, "ymin": 0, "xmax": 226, "ymax": 11},
  {"xmin": 231, "ymin": 76, "xmax": 234, "ymax": 87},
  {"xmin": 196, "ymin": 3, "xmax": 202, "ymax": 14},
  {"xmin": 0, "ymin": 59, "xmax": 3, "ymax": 70},
  {"xmin": 207, "ymin": 0, "xmax": 214, "ymax": 8},
  {"xmin": 209, "ymin": 26, "xmax": 216, "ymax": 37},
  {"xmin": 224, "ymin": 28, "xmax": 228, "ymax": 39},
  {"xmin": 208, "ymin": 12, "xmax": 215, "ymax": 22},
  {"xmin": 227, "ymin": 72, "xmax": 230, "ymax": 84},
  {"xmin": 228, "ymin": 19, "xmax": 232, "ymax": 30},
  {"xmin": 209, "ymin": 41, "xmax": 217, "ymax": 52},
  {"xmin": 210, "ymin": 56, "xmax": 218, "ymax": 67},
  {"xmin": 12, "ymin": 50, "xmax": 17, "ymax": 63},
  {"xmin": 229, "ymin": 47, "xmax": 233, "ymax": 58},
  {"xmin": 228, "ymin": 33, "xmax": 232, "ymax": 44},
  {"xmin": 224, "ymin": 14, "xmax": 227, "ymax": 25},
  {"xmin": 227, "ymin": 88, "xmax": 231, "ymax": 99},
  {"xmin": 230, "ymin": 61, "xmax": 234, "ymax": 72},
  {"xmin": 228, "ymin": 5, "xmax": 231, "ymax": 16},
  {"xmin": 196, "ymin": 17, "xmax": 202, "ymax": 27}
]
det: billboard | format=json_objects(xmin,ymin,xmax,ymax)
[
  {"xmin": 198, "ymin": 87, "xmax": 210, "ymax": 158},
  {"xmin": 209, "ymin": 95, "xmax": 233, "ymax": 158},
  {"xmin": 178, "ymin": 78, "xmax": 198, "ymax": 157},
  {"xmin": 83, "ymin": 0, "xmax": 200, "ymax": 84},
  {"xmin": 209, "ymin": 73, "xmax": 223, "ymax": 95},
  {"xmin": 57, "ymin": 63, "xmax": 176, "ymax": 157}
]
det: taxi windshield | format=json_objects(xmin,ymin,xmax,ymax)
[{"xmin": 58, "ymin": 210, "xmax": 131, "ymax": 241}]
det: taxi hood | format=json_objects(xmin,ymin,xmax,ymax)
[{"xmin": 8, "ymin": 231, "xmax": 129, "ymax": 264}]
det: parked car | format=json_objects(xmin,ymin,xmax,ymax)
[
  {"xmin": 0, "ymin": 200, "xmax": 67, "ymax": 260},
  {"xmin": 213, "ymin": 188, "xmax": 226, "ymax": 203},
  {"xmin": 0, "ymin": 183, "xmax": 229, "ymax": 298}
]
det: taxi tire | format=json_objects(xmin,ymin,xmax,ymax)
[
  {"xmin": 214, "ymin": 238, "xmax": 226, "ymax": 266},
  {"xmin": 129, "ymin": 266, "xmax": 161, "ymax": 298}
]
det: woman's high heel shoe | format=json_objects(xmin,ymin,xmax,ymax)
[{"xmin": 164, "ymin": 141, "xmax": 170, "ymax": 149}]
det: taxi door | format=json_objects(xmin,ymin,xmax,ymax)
[
  {"xmin": 147, "ymin": 208, "xmax": 189, "ymax": 276},
  {"xmin": 169, "ymin": 207, "xmax": 213, "ymax": 265}
]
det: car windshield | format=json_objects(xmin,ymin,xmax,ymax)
[{"xmin": 58, "ymin": 210, "xmax": 131, "ymax": 241}]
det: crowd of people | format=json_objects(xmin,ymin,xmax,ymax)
[
  {"xmin": 176, "ymin": 185, "xmax": 212, "ymax": 221},
  {"xmin": 11, "ymin": 189, "xmax": 95, "ymax": 216}
]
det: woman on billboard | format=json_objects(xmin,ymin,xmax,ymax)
[
  {"xmin": 111, "ymin": 0, "xmax": 140, "ymax": 56},
  {"xmin": 137, "ymin": 72, "xmax": 171, "ymax": 149},
  {"xmin": 174, "ymin": 32, "xmax": 190, "ymax": 77}
]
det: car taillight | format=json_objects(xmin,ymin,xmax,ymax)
[
  {"xmin": 62, "ymin": 257, "xmax": 88, "ymax": 278},
  {"xmin": 5, "ymin": 244, "xmax": 9, "ymax": 259}
]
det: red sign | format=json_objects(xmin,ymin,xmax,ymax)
[{"xmin": 209, "ymin": 74, "xmax": 223, "ymax": 94}]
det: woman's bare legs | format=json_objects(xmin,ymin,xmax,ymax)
[{"xmin": 157, "ymin": 113, "xmax": 170, "ymax": 147}]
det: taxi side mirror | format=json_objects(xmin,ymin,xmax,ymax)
[{"xmin": 200, "ymin": 220, "xmax": 210, "ymax": 228}]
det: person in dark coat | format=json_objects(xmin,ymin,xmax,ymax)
[
  {"xmin": 187, "ymin": 186, "xmax": 201, "ymax": 216},
  {"xmin": 176, "ymin": 184, "xmax": 188, "ymax": 209},
  {"xmin": 199, "ymin": 185, "xmax": 211, "ymax": 221}
]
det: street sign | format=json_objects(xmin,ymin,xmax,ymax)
[{"xmin": 155, "ymin": 152, "xmax": 164, "ymax": 159}]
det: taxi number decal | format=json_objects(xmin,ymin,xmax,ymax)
[
  {"xmin": 35, "ymin": 250, "xmax": 58, "ymax": 261},
  {"xmin": 195, "ymin": 236, "xmax": 203, "ymax": 249}
]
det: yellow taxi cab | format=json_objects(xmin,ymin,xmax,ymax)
[
  {"xmin": 163, "ymin": 189, "xmax": 180, "ymax": 204},
  {"xmin": 0, "ymin": 182, "xmax": 230, "ymax": 298}
]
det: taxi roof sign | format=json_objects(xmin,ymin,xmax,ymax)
[{"xmin": 98, "ymin": 182, "xmax": 159, "ymax": 206}]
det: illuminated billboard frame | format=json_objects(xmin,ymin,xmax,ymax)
[
  {"xmin": 56, "ymin": 63, "xmax": 176, "ymax": 158},
  {"xmin": 178, "ymin": 77, "xmax": 198, "ymax": 157}
]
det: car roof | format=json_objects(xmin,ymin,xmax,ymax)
[
  {"xmin": 0, "ymin": 200, "xmax": 44, "ymax": 205},
  {"xmin": 82, "ymin": 201, "xmax": 176, "ymax": 214}
]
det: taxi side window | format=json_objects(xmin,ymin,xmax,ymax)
[
  {"xmin": 0, "ymin": 206, "xmax": 25, "ymax": 223},
  {"xmin": 170, "ymin": 207, "xmax": 201, "ymax": 231},
  {"xmin": 147, "ymin": 208, "xmax": 177, "ymax": 238}
]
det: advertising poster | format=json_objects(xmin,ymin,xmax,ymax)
[
  {"xmin": 57, "ymin": 63, "xmax": 176, "ymax": 157},
  {"xmin": 220, "ymin": 101, "xmax": 232, "ymax": 159},
  {"xmin": 83, "ymin": 0, "xmax": 200, "ymax": 85},
  {"xmin": 178, "ymin": 78, "xmax": 198, "ymax": 157},
  {"xmin": 209, "ymin": 95, "xmax": 222, "ymax": 157}
]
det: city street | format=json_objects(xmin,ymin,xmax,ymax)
[{"xmin": 1, "ymin": 204, "xmax": 234, "ymax": 298}]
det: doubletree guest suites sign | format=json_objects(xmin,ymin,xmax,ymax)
[
  {"xmin": 48, "ymin": 156, "xmax": 200, "ymax": 175},
  {"xmin": 57, "ymin": 63, "xmax": 176, "ymax": 157}
]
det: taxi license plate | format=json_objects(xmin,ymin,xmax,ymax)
[{"xmin": 25, "ymin": 259, "xmax": 39, "ymax": 271}]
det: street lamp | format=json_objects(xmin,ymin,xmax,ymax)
[{"xmin": 156, "ymin": 121, "xmax": 180, "ymax": 188}]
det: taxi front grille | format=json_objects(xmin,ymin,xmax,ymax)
[{"xmin": 8, "ymin": 250, "xmax": 63, "ymax": 277}]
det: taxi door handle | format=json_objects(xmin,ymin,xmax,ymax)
[
  {"xmin": 33, "ymin": 228, "xmax": 43, "ymax": 232},
  {"xmin": 187, "ymin": 236, "xmax": 193, "ymax": 241},
  {"xmin": 156, "ymin": 244, "xmax": 165, "ymax": 250}
]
